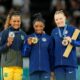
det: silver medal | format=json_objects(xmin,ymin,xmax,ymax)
[{"xmin": 9, "ymin": 32, "xmax": 15, "ymax": 38}]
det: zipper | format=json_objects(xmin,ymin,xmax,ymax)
[
  {"xmin": 5, "ymin": 53, "xmax": 7, "ymax": 61},
  {"xmin": 39, "ymin": 40, "xmax": 41, "ymax": 69},
  {"xmin": 16, "ymin": 33, "xmax": 18, "ymax": 65},
  {"xmin": 61, "ymin": 57, "xmax": 62, "ymax": 65}
]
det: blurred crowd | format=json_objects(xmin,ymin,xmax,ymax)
[
  {"xmin": 51, "ymin": 0, "xmax": 80, "ymax": 28},
  {"xmin": 0, "ymin": 0, "xmax": 80, "ymax": 32},
  {"xmin": 0, "ymin": 0, "xmax": 30, "ymax": 33}
]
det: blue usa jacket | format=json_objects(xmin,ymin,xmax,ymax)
[
  {"xmin": 22, "ymin": 33, "xmax": 54, "ymax": 74},
  {"xmin": 51, "ymin": 25, "xmax": 80, "ymax": 68}
]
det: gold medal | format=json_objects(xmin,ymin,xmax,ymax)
[{"xmin": 32, "ymin": 37, "xmax": 38, "ymax": 44}]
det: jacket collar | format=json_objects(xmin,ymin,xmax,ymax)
[{"xmin": 9, "ymin": 26, "xmax": 20, "ymax": 31}]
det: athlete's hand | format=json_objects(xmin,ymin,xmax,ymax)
[
  {"xmin": 7, "ymin": 37, "xmax": 14, "ymax": 46},
  {"xmin": 64, "ymin": 36, "xmax": 72, "ymax": 43},
  {"xmin": 27, "ymin": 37, "xmax": 33, "ymax": 45}
]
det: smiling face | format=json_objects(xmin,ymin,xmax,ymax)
[
  {"xmin": 33, "ymin": 21, "xmax": 45, "ymax": 34},
  {"xmin": 54, "ymin": 12, "xmax": 66, "ymax": 27},
  {"xmin": 10, "ymin": 15, "xmax": 21, "ymax": 29}
]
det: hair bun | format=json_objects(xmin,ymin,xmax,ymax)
[
  {"xmin": 33, "ymin": 13, "xmax": 43, "ymax": 20},
  {"xmin": 32, "ymin": 12, "xmax": 45, "ymax": 24}
]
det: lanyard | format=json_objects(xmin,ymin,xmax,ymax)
[{"xmin": 58, "ymin": 25, "xmax": 67, "ymax": 38}]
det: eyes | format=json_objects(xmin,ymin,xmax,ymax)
[
  {"xmin": 33, "ymin": 21, "xmax": 45, "ymax": 28},
  {"xmin": 13, "ymin": 20, "xmax": 21, "ymax": 22},
  {"xmin": 35, "ymin": 25, "xmax": 44, "ymax": 28},
  {"xmin": 55, "ymin": 18, "xmax": 63, "ymax": 21}
]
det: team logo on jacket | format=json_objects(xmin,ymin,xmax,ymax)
[
  {"xmin": 42, "ymin": 38, "xmax": 47, "ymax": 42},
  {"xmin": 21, "ymin": 35, "xmax": 24, "ymax": 40}
]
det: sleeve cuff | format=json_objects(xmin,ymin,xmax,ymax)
[{"xmin": 70, "ymin": 40, "xmax": 75, "ymax": 45}]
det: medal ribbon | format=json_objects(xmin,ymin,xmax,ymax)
[{"xmin": 58, "ymin": 25, "xmax": 67, "ymax": 39}]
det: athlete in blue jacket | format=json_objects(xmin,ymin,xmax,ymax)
[
  {"xmin": 22, "ymin": 13, "xmax": 53, "ymax": 80},
  {"xmin": 51, "ymin": 10, "xmax": 80, "ymax": 80},
  {"xmin": 0, "ymin": 11, "xmax": 26, "ymax": 80}
]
